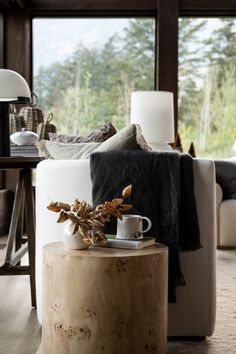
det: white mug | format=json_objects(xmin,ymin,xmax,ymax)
[{"xmin": 116, "ymin": 214, "xmax": 152, "ymax": 240}]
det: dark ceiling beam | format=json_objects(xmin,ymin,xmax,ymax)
[
  {"xmin": 0, "ymin": 0, "xmax": 25, "ymax": 9},
  {"xmin": 26, "ymin": 0, "xmax": 157, "ymax": 11},
  {"xmin": 179, "ymin": 0, "xmax": 236, "ymax": 12},
  {"xmin": 0, "ymin": 0, "xmax": 12, "ymax": 9},
  {"xmin": 23, "ymin": 0, "xmax": 236, "ymax": 12},
  {"xmin": 15, "ymin": 0, "xmax": 25, "ymax": 8}
]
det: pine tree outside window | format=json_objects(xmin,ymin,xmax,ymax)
[
  {"xmin": 33, "ymin": 18, "xmax": 155, "ymax": 136},
  {"xmin": 179, "ymin": 18, "xmax": 236, "ymax": 159}
]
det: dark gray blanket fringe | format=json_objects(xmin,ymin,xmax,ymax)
[{"xmin": 90, "ymin": 150, "xmax": 201, "ymax": 302}]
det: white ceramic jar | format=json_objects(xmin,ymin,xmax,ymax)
[{"xmin": 10, "ymin": 128, "xmax": 38, "ymax": 145}]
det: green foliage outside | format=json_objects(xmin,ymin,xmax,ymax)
[
  {"xmin": 34, "ymin": 19, "xmax": 155, "ymax": 136},
  {"xmin": 179, "ymin": 18, "xmax": 236, "ymax": 159},
  {"xmin": 34, "ymin": 18, "xmax": 236, "ymax": 158}
]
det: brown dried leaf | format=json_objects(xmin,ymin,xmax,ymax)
[
  {"xmin": 110, "ymin": 209, "xmax": 123, "ymax": 220},
  {"xmin": 111, "ymin": 198, "xmax": 124, "ymax": 205},
  {"xmin": 78, "ymin": 226, "xmax": 87, "ymax": 238},
  {"xmin": 72, "ymin": 223, "xmax": 79, "ymax": 235},
  {"xmin": 58, "ymin": 202, "xmax": 71, "ymax": 211},
  {"xmin": 122, "ymin": 185, "xmax": 132, "ymax": 198},
  {"xmin": 95, "ymin": 230, "xmax": 107, "ymax": 241},
  {"xmin": 68, "ymin": 213, "xmax": 80, "ymax": 224},
  {"xmin": 94, "ymin": 231, "xmax": 108, "ymax": 245},
  {"xmin": 47, "ymin": 202, "xmax": 61, "ymax": 213},
  {"xmin": 119, "ymin": 204, "xmax": 132, "ymax": 211},
  {"xmin": 87, "ymin": 219, "xmax": 105, "ymax": 227},
  {"xmin": 56, "ymin": 211, "xmax": 69, "ymax": 223},
  {"xmin": 83, "ymin": 238, "xmax": 92, "ymax": 245}
]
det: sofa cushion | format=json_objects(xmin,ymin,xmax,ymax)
[
  {"xmin": 214, "ymin": 160, "xmax": 236, "ymax": 199},
  {"xmin": 37, "ymin": 140, "xmax": 100, "ymax": 159},
  {"xmin": 49, "ymin": 122, "xmax": 117, "ymax": 143},
  {"xmin": 94, "ymin": 124, "xmax": 151, "ymax": 152},
  {"xmin": 37, "ymin": 124, "xmax": 151, "ymax": 159}
]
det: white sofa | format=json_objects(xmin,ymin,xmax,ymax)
[{"xmin": 35, "ymin": 158, "xmax": 217, "ymax": 337}]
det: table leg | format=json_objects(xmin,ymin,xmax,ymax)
[
  {"xmin": 3, "ymin": 171, "xmax": 24, "ymax": 265},
  {"xmin": 23, "ymin": 168, "xmax": 36, "ymax": 308},
  {"xmin": 15, "ymin": 190, "xmax": 25, "ymax": 265}
]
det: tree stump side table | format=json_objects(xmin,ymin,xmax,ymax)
[{"xmin": 42, "ymin": 242, "xmax": 168, "ymax": 354}]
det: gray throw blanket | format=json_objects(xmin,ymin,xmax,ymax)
[{"xmin": 90, "ymin": 150, "xmax": 201, "ymax": 302}]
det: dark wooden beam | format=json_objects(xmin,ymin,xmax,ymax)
[
  {"xmin": 27, "ymin": 0, "xmax": 157, "ymax": 11},
  {"xmin": 180, "ymin": 0, "xmax": 236, "ymax": 10},
  {"xmin": 0, "ymin": 0, "xmax": 11, "ymax": 9},
  {"xmin": 15, "ymin": 0, "xmax": 26, "ymax": 8},
  {"xmin": 4, "ymin": 9, "xmax": 31, "ymax": 85},
  {"xmin": 0, "ymin": 0, "xmax": 25, "ymax": 9},
  {"xmin": 0, "ymin": 14, "xmax": 3, "ymax": 68},
  {"xmin": 157, "ymin": 0, "xmax": 179, "ymax": 134}
]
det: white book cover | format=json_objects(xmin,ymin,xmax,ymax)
[{"xmin": 106, "ymin": 237, "xmax": 156, "ymax": 250}]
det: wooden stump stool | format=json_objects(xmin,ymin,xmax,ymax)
[{"xmin": 42, "ymin": 242, "xmax": 168, "ymax": 354}]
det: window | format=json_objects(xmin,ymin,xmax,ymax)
[
  {"xmin": 33, "ymin": 18, "xmax": 155, "ymax": 135},
  {"xmin": 179, "ymin": 18, "xmax": 236, "ymax": 159}
]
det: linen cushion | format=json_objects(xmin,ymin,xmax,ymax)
[
  {"xmin": 37, "ymin": 124, "xmax": 151, "ymax": 159},
  {"xmin": 37, "ymin": 141, "xmax": 100, "ymax": 159},
  {"xmin": 49, "ymin": 122, "xmax": 116, "ymax": 143}
]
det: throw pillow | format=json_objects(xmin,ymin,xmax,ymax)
[
  {"xmin": 37, "ymin": 140, "xmax": 100, "ymax": 159},
  {"xmin": 94, "ymin": 124, "xmax": 152, "ymax": 152},
  {"xmin": 49, "ymin": 122, "xmax": 117, "ymax": 143},
  {"xmin": 37, "ymin": 124, "xmax": 151, "ymax": 159},
  {"xmin": 214, "ymin": 160, "xmax": 236, "ymax": 199}
]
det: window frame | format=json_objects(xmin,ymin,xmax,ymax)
[{"xmin": 0, "ymin": 13, "xmax": 3, "ymax": 68}]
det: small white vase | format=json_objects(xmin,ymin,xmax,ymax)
[
  {"xmin": 62, "ymin": 222, "xmax": 90, "ymax": 250},
  {"xmin": 10, "ymin": 128, "xmax": 38, "ymax": 145}
]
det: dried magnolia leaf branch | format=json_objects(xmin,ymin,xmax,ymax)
[{"xmin": 47, "ymin": 184, "xmax": 132, "ymax": 245}]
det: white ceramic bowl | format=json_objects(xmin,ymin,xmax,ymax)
[{"xmin": 10, "ymin": 128, "xmax": 38, "ymax": 145}]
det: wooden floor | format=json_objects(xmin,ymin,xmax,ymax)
[
  {"xmin": 0, "ymin": 275, "xmax": 41, "ymax": 354},
  {"xmin": 1, "ymin": 233, "xmax": 236, "ymax": 354},
  {"xmin": 0, "ymin": 236, "xmax": 41, "ymax": 354}
]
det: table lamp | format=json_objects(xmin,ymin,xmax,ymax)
[
  {"xmin": 0, "ymin": 69, "xmax": 31, "ymax": 156},
  {"xmin": 130, "ymin": 91, "xmax": 175, "ymax": 150}
]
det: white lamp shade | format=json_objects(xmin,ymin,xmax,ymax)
[
  {"xmin": 130, "ymin": 91, "xmax": 175, "ymax": 145},
  {"xmin": 0, "ymin": 69, "xmax": 31, "ymax": 102}
]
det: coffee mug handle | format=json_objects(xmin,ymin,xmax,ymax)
[{"xmin": 141, "ymin": 217, "xmax": 152, "ymax": 233}]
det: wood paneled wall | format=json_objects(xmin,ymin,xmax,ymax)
[{"xmin": 4, "ymin": 10, "xmax": 31, "ymax": 84}]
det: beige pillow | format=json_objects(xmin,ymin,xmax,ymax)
[
  {"xmin": 95, "ymin": 124, "xmax": 151, "ymax": 152},
  {"xmin": 37, "ymin": 124, "xmax": 151, "ymax": 159},
  {"xmin": 37, "ymin": 140, "xmax": 100, "ymax": 159}
]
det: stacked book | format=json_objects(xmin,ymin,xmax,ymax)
[
  {"xmin": 105, "ymin": 235, "xmax": 156, "ymax": 249},
  {"xmin": 10, "ymin": 144, "xmax": 39, "ymax": 157}
]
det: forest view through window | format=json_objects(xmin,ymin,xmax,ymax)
[
  {"xmin": 179, "ymin": 18, "xmax": 236, "ymax": 159},
  {"xmin": 33, "ymin": 18, "xmax": 155, "ymax": 135}
]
